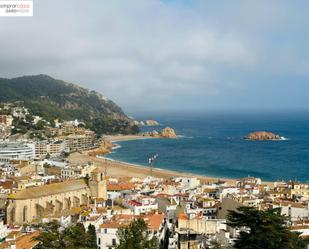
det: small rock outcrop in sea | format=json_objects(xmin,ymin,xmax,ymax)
[
  {"xmin": 145, "ymin": 120, "xmax": 160, "ymax": 126},
  {"xmin": 245, "ymin": 131, "xmax": 281, "ymax": 140},
  {"xmin": 160, "ymin": 127, "xmax": 177, "ymax": 138}
]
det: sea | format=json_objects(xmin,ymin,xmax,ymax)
[{"xmin": 105, "ymin": 111, "xmax": 309, "ymax": 182}]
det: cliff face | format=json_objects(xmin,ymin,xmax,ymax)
[{"xmin": 245, "ymin": 131, "xmax": 281, "ymax": 140}]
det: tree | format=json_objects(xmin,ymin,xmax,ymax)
[
  {"xmin": 116, "ymin": 218, "xmax": 159, "ymax": 249},
  {"xmin": 35, "ymin": 120, "xmax": 47, "ymax": 130},
  {"xmin": 226, "ymin": 206, "xmax": 307, "ymax": 249},
  {"xmin": 62, "ymin": 222, "xmax": 88, "ymax": 248},
  {"xmin": 86, "ymin": 224, "xmax": 97, "ymax": 249},
  {"xmin": 33, "ymin": 221, "xmax": 97, "ymax": 249},
  {"xmin": 33, "ymin": 221, "xmax": 65, "ymax": 249}
]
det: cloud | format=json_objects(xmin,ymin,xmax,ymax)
[{"xmin": 0, "ymin": 0, "xmax": 308, "ymax": 112}]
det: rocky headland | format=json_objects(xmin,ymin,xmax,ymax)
[
  {"xmin": 88, "ymin": 140, "xmax": 114, "ymax": 157},
  {"xmin": 91, "ymin": 127, "xmax": 177, "ymax": 156},
  {"xmin": 245, "ymin": 131, "xmax": 282, "ymax": 141}
]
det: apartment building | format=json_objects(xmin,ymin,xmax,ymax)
[{"xmin": 34, "ymin": 140, "xmax": 67, "ymax": 158}]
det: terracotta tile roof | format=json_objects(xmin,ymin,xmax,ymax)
[
  {"xmin": 178, "ymin": 213, "xmax": 188, "ymax": 220},
  {"xmin": 95, "ymin": 198, "xmax": 105, "ymax": 203},
  {"xmin": 107, "ymin": 183, "xmax": 134, "ymax": 191},
  {"xmin": 0, "ymin": 231, "xmax": 40, "ymax": 249},
  {"xmin": 88, "ymin": 215, "xmax": 102, "ymax": 221},
  {"xmin": 127, "ymin": 200, "xmax": 142, "ymax": 206},
  {"xmin": 0, "ymin": 181, "xmax": 13, "ymax": 189},
  {"xmin": 8, "ymin": 179, "xmax": 88, "ymax": 200},
  {"xmin": 100, "ymin": 214, "xmax": 134, "ymax": 229},
  {"xmin": 16, "ymin": 231, "xmax": 40, "ymax": 249},
  {"xmin": 100, "ymin": 213, "xmax": 164, "ymax": 231},
  {"xmin": 145, "ymin": 213, "xmax": 164, "ymax": 230},
  {"xmin": 100, "ymin": 221, "xmax": 128, "ymax": 229}
]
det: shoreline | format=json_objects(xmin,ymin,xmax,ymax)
[
  {"xmin": 97, "ymin": 154, "xmax": 237, "ymax": 184},
  {"xmin": 104, "ymin": 134, "xmax": 157, "ymax": 143},
  {"xmin": 68, "ymin": 135, "xmax": 274, "ymax": 187}
]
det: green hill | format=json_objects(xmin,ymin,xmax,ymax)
[{"xmin": 0, "ymin": 74, "xmax": 139, "ymax": 135}]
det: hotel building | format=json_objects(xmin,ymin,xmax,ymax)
[{"xmin": 0, "ymin": 143, "xmax": 34, "ymax": 162}]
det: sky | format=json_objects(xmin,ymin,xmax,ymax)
[{"xmin": 0, "ymin": 0, "xmax": 308, "ymax": 114}]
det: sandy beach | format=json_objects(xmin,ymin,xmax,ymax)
[
  {"xmin": 103, "ymin": 134, "xmax": 156, "ymax": 142},
  {"xmin": 68, "ymin": 135, "xmax": 273, "ymax": 186}
]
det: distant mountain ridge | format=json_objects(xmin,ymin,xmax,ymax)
[{"xmin": 0, "ymin": 74, "xmax": 139, "ymax": 135}]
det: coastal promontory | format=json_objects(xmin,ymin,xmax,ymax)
[{"xmin": 245, "ymin": 131, "xmax": 282, "ymax": 140}]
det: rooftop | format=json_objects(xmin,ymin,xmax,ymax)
[
  {"xmin": 8, "ymin": 179, "xmax": 88, "ymax": 200},
  {"xmin": 100, "ymin": 213, "xmax": 164, "ymax": 230}
]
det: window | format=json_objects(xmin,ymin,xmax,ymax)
[
  {"xmin": 98, "ymin": 238, "xmax": 101, "ymax": 245},
  {"xmin": 112, "ymin": 239, "xmax": 116, "ymax": 246},
  {"xmin": 104, "ymin": 228, "xmax": 107, "ymax": 234}
]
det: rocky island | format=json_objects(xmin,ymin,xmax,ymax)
[{"xmin": 245, "ymin": 131, "xmax": 282, "ymax": 140}]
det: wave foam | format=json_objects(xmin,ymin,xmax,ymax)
[
  {"xmin": 112, "ymin": 144, "xmax": 122, "ymax": 150},
  {"xmin": 177, "ymin": 135, "xmax": 193, "ymax": 139}
]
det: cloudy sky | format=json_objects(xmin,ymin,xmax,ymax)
[{"xmin": 0, "ymin": 0, "xmax": 308, "ymax": 114}]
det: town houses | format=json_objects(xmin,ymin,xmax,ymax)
[{"xmin": 1, "ymin": 151, "xmax": 309, "ymax": 248}]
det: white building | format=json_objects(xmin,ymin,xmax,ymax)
[
  {"xmin": 272, "ymin": 202, "xmax": 309, "ymax": 220},
  {"xmin": 0, "ymin": 143, "xmax": 34, "ymax": 162},
  {"xmin": 124, "ymin": 196, "xmax": 158, "ymax": 215},
  {"xmin": 97, "ymin": 213, "xmax": 166, "ymax": 249},
  {"xmin": 174, "ymin": 177, "xmax": 201, "ymax": 190},
  {"xmin": 0, "ymin": 220, "xmax": 8, "ymax": 241}
]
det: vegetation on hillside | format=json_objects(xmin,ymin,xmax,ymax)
[{"xmin": 0, "ymin": 75, "xmax": 139, "ymax": 135}]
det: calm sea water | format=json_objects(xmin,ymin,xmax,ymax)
[{"xmin": 106, "ymin": 111, "xmax": 309, "ymax": 182}]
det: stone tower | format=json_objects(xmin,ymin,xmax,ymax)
[{"xmin": 89, "ymin": 167, "xmax": 107, "ymax": 199}]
